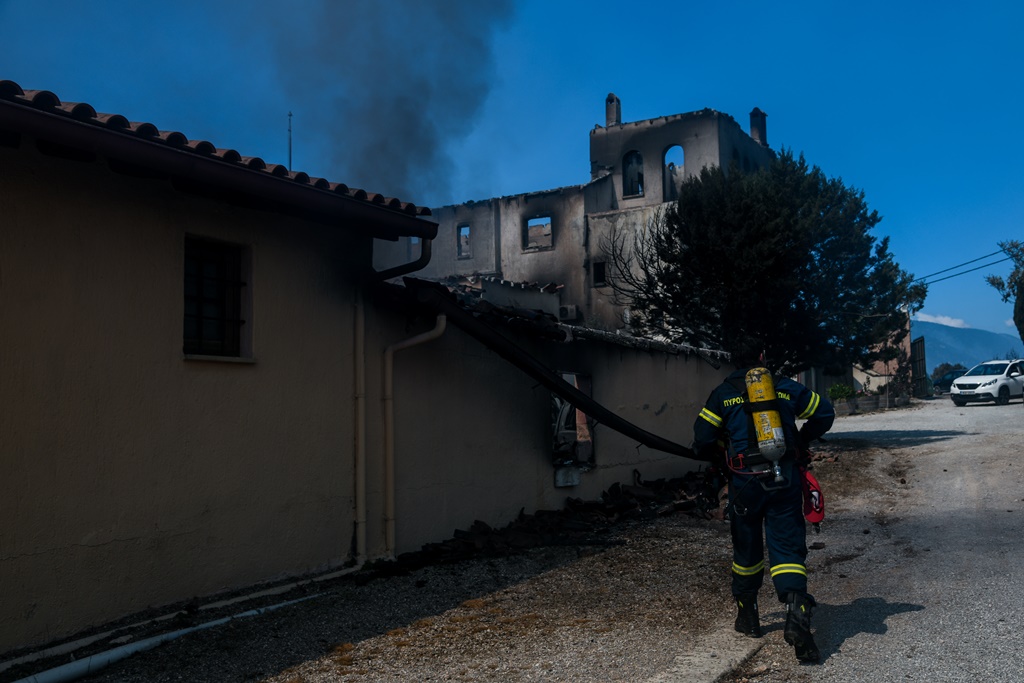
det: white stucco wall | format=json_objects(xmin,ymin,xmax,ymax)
[{"xmin": 0, "ymin": 142, "xmax": 366, "ymax": 652}]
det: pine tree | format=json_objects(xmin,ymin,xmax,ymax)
[{"xmin": 603, "ymin": 150, "xmax": 926, "ymax": 374}]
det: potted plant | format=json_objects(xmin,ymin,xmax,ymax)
[
  {"xmin": 857, "ymin": 387, "xmax": 879, "ymax": 412},
  {"xmin": 828, "ymin": 383, "xmax": 856, "ymax": 414}
]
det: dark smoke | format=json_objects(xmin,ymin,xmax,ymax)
[{"xmin": 271, "ymin": 1, "xmax": 514, "ymax": 205}]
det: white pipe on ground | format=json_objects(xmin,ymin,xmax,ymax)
[
  {"xmin": 382, "ymin": 315, "xmax": 446, "ymax": 557},
  {"xmin": 12, "ymin": 596, "xmax": 318, "ymax": 683}
]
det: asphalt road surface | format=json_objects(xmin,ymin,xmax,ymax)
[{"xmin": 723, "ymin": 395, "xmax": 1024, "ymax": 683}]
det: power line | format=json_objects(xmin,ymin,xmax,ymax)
[
  {"xmin": 919, "ymin": 256, "xmax": 1012, "ymax": 286},
  {"xmin": 913, "ymin": 249, "xmax": 1006, "ymax": 283}
]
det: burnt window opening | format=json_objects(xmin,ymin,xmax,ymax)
[
  {"xmin": 457, "ymin": 223, "xmax": 472, "ymax": 259},
  {"xmin": 408, "ymin": 235, "xmax": 421, "ymax": 261},
  {"xmin": 184, "ymin": 236, "xmax": 250, "ymax": 357},
  {"xmin": 622, "ymin": 150, "xmax": 644, "ymax": 197},
  {"xmin": 552, "ymin": 372, "xmax": 594, "ymax": 473},
  {"xmin": 524, "ymin": 216, "xmax": 553, "ymax": 251},
  {"xmin": 663, "ymin": 145, "xmax": 684, "ymax": 201},
  {"xmin": 593, "ymin": 261, "xmax": 608, "ymax": 287}
]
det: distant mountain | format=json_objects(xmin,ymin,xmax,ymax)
[{"xmin": 911, "ymin": 320, "xmax": 1024, "ymax": 373}]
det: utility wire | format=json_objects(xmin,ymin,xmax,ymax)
[
  {"xmin": 919, "ymin": 256, "xmax": 1012, "ymax": 286},
  {"xmin": 913, "ymin": 249, "xmax": 1006, "ymax": 283}
]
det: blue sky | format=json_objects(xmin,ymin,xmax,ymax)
[{"xmin": 2, "ymin": 0, "xmax": 1021, "ymax": 337}]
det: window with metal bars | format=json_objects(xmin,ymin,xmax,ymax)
[{"xmin": 183, "ymin": 236, "xmax": 247, "ymax": 357}]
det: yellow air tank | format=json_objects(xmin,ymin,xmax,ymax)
[{"xmin": 745, "ymin": 367, "xmax": 787, "ymax": 482}]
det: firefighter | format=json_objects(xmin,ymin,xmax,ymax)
[{"xmin": 692, "ymin": 355, "xmax": 834, "ymax": 664}]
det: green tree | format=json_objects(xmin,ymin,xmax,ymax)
[
  {"xmin": 603, "ymin": 150, "xmax": 926, "ymax": 375},
  {"xmin": 985, "ymin": 240, "xmax": 1024, "ymax": 343},
  {"xmin": 931, "ymin": 362, "xmax": 967, "ymax": 381}
]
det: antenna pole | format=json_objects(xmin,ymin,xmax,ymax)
[{"xmin": 288, "ymin": 111, "xmax": 293, "ymax": 171}]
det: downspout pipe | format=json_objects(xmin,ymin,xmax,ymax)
[
  {"xmin": 373, "ymin": 238, "xmax": 432, "ymax": 282},
  {"xmin": 353, "ymin": 285, "xmax": 367, "ymax": 564},
  {"xmin": 349, "ymin": 237, "xmax": 433, "ymax": 563},
  {"xmin": 382, "ymin": 314, "xmax": 447, "ymax": 557}
]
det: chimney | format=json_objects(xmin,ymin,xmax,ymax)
[
  {"xmin": 749, "ymin": 108, "xmax": 767, "ymax": 146},
  {"xmin": 606, "ymin": 93, "xmax": 621, "ymax": 127}
]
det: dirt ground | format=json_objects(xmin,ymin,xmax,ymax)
[{"xmin": 3, "ymin": 403, "xmax": 926, "ymax": 683}]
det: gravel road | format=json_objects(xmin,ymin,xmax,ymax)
[
  {"xmin": 723, "ymin": 395, "xmax": 1024, "ymax": 683},
  {"xmin": 8, "ymin": 396, "xmax": 1020, "ymax": 683}
]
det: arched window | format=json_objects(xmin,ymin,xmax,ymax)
[
  {"xmin": 663, "ymin": 145, "xmax": 684, "ymax": 201},
  {"xmin": 622, "ymin": 150, "xmax": 644, "ymax": 197}
]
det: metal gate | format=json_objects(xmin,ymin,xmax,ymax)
[{"xmin": 910, "ymin": 335, "xmax": 929, "ymax": 397}]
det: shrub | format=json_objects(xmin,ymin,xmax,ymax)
[{"xmin": 828, "ymin": 383, "xmax": 854, "ymax": 401}]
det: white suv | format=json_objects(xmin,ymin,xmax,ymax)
[{"xmin": 950, "ymin": 360, "xmax": 1024, "ymax": 406}]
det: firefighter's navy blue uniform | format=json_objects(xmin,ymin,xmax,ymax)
[{"xmin": 692, "ymin": 369, "xmax": 834, "ymax": 602}]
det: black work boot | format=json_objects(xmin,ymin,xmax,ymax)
[
  {"xmin": 784, "ymin": 592, "xmax": 820, "ymax": 663},
  {"xmin": 734, "ymin": 594, "xmax": 762, "ymax": 637}
]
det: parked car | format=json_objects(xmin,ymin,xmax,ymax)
[
  {"xmin": 949, "ymin": 360, "xmax": 1024, "ymax": 406},
  {"xmin": 933, "ymin": 368, "xmax": 967, "ymax": 394}
]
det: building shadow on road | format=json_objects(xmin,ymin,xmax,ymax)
[{"xmin": 815, "ymin": 596, "xmax": 925, "ymax": 662}]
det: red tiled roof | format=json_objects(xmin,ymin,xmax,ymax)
[{"xmin": 0, "ymin": 79, "xmax": 435, "ymax": 240}]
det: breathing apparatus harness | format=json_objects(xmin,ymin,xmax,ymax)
[
  {"xmin": 720, "ymin": 367, "xmax": 825, "ymax": 530},
  {"xmin": 724, "ymin": 368, "xmax": 791, "ymax": 490}
]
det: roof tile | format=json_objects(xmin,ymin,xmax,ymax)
[{"xmin": 0, "ymin": 78, "xmax": 432, "ymax": 221}]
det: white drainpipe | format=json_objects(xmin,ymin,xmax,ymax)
[
  {"xmin": 382, "ymin": 315, "xmax": 447, "ymax": 557},
  {"xmin": 353, "ymin": 285, "xmax": 367, "ymax": 564}
]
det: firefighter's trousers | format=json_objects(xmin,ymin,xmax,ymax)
[{"xmin": 728, "ymin": 460, "xmax": 808, "ymax": 602}]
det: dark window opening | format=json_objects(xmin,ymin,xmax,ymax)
[
  {"xmin": 663, "ymin": 145, "xmax": 684, "ymax": 201},
  {"xmin": 593, "ymin": 261, "xmax": 607, "ymax": 287},
  {"xmin": 184, "ymin": 236, "xmax": 247, "ymax": 357},
  {"xmin": 622, "ymin": 150, "xmax": 644, "ymax": 197},
  {"xmin": 457, "ymin": 223, "xmax": 472, "ymax": 259},
  {"xmin": 524, "ymin": 216, "xmax": 553, "ymax": 250}
]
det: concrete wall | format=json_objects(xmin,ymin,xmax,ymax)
[
  {"xmin": 373, "ymin": 104, "xmax": 775, "ymax": 332},
  {"xmin": 589, "ymin": 111, "xmax": 724, "ymax": 205},
  {"xmin": 371, "ymin": 318, "xmax": 724, "ymax": 553},
  {"xmin": 0, "ymin": 138, "xmax": 725, "ymax": 655},
  {"xmin": 585, "ymin": 204, "xmax": 672, "ymax": 330},
  {"xmin": 497, "ymin": 189, "xmax": 588, "ymax": 311}
]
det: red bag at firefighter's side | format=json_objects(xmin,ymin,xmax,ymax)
[{"xmin": 802, "ymin": 469, "xmax": 824, "ymax": 524}]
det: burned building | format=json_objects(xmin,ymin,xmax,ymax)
[{"xmin": 374, "ymin": 94, "xmax": 775, "ymax": 329}]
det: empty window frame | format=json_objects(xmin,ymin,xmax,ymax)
[
  {"xmin": 184, "ymin": 236, "xmax": 250, "ymax": 357},
  {"xmin": 663, "ymin": 145, "xmax": 684, "ymax": 201},
  {"xmin": 524, "ymin": 216, "xmax": 553, "ymax": 251},
  {"xmin": 622, "ymin": 150, "xmax": 644, "ymax": 197},
  {"xmin": 551, "ymin": 373, "xmax": 594, "ymax": 466},
  {"xmin": 592, "ymin": 261, "xmax": 608, "ymax": 287},
  {"xmin": 457, "ymin": 223, "xmax": 472, "ymax": 259}
]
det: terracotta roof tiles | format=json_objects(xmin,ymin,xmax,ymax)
[{"xmin": 0, "ymin": 79, "xmax": 434, "ymax": 231}]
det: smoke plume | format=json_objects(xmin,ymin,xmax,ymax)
[{"xmin": 270, "ymin": 1, "xmax": 514, "ymax": 206}]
